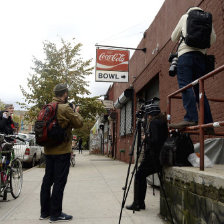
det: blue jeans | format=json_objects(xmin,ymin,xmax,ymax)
[{"xmin": 177, "ymin": 51, "xmax": 213, "ymax": 124}]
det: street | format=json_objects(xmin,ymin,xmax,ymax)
[{"xmin": 0, "ymin": 151, "xmax": 166, "ymax": 224}]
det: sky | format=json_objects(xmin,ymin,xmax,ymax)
[{"xmin": 0, "ymin": 0, "xmax": 165, "ymax": 109}]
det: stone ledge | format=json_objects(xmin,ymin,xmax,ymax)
[
  {"xmin": 160, "ymin": 165, "xmax": 224, "ymax": 224},
  {"xmin": 164, "ymin": 165, "xmax": 224, "ymax": 189}
]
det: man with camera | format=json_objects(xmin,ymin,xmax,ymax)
[
  {"xmin": 40, "ymin": 83, "xmax": 83, "ymax": 223},
  {"xmin": 169, "ymin": 7, "xmax": 216, "ymax": 129},
  {"xmin": 126, "ymin": 103, "xmax": 168, "ymax": 211},
  {"xmin": 0, "ymin": 104, "xmax": 15, "ymax": 134}
]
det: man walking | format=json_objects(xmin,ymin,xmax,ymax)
[
  {"xmin": 78, "ymin": 137, "xmax": 83, "ymax": 154},
  {"xmin": 169, "ymin": 7, "xmax": 216, "ymax": 130},
  {"xmin": 40, "ymin": 83, "xmax": 83, "ymax": 222}
]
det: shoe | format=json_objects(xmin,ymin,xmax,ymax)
[
  {"xmin": 39, "ymin": 214, "xmax": 50, "ymax": 220},
  {"xmin": 169, "ymin": 120, "xmax": 197, "ymax": 129},
  {"xmin": 125, "ymin": 202, "xmax": 145, "ymax": 211},
  {"xmin": 49, "ymin": 212, "xmax": 73, "ymax": 223},
  {"xmin": 126, "ymin": 202, "xmax": 141, "ymax": 211}
]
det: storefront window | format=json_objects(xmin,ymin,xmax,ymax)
[{"xmin": 120, "ymin": 100, "xmax": 133, "ymax": 136}]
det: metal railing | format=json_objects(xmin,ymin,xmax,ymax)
[{"xmin": 167, "ymin": 64, "xmax": 224, "ymax": 170}]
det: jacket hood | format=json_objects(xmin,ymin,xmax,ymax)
[{"xmin": 187, "ymin": 7, "xmax": 203, "ymax": 14}]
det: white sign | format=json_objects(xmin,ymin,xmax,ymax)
[
  {"xmin": 102, "ymin": 100, "xmax": 114, "ymax": 109},
  {"xmin": 95, "ymin": 71, "xmax": 128, "ymax": 82}
]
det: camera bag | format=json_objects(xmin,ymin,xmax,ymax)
[
  {"xmin": 160, "ymin": 132, "xmax": 194, "ymax": 167},
  {"xmin": 184, "ymin": 9, "xmax": 212, "ymax": 49}
]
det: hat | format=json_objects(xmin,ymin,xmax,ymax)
[
  {"xmin": 145, "ymin": 104, "xmax": 161, "ymax": 116},
  {"xmin": 4, "ymin": 104, "xmax": 13, "ymax": 109},
  {"xmin": 53, "ymin": 83, "xmax": 68, "ymax": 93}
]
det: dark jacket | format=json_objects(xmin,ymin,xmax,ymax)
[
  {"xmin": 0, "ymin": 111, "xmax": 14, "ymax": 134},
  {"xmin": 144, "ymin": 114, "xmax": 168, "ymax": 157},
  {"xmin": 44, "ymin": 97, "xmax": 83, "ymax": 155}
]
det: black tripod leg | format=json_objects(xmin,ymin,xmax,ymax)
[
  {"xmin": 158, "ymin": 171, "xmax": 174, "ymax": 224},
  {"xmin": 118, "ymin": 127, "xmax": 138, "ymax": 224},
  {"xmin": 118, "ymin": 120, "xmax": 143, "ymax": 224}
]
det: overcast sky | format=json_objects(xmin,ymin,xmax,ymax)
[{"xmin": 0, "ymin": 0, "xmax": 165, "ymax": 109}]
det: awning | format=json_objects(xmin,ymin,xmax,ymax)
[{"xmin": 114, "ymin": 88, "xmax": 133, "ymax": 109}]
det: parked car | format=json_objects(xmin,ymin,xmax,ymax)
[{"xmin": 13, "ymin": 133, "xmax": 44, "ymax": 167}]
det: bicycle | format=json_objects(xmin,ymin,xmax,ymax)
[
  {"xmin": 70, "ymin": 148, "xmax": 76, "ymax": 167},
  {"xmin": 0, "ymin": 134, "xmax": 24, "ymax": 201}
]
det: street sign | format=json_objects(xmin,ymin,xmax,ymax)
[
  {"xmin": 96, "ymin": 71, "xmax": 128, "ymax": 82},
  {"xmin": 95, "ymin": 49, "xmax": 129, "ymax": 83},
  {"xmin": 102, "ymin": 100, "xmax": 114, "ymax": 109}
]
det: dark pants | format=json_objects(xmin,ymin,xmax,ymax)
[
  {"xmin": 177, "ymin": 51, "xmax": 213, "ymax": 124},
  {"xmin": 135, "ymin": 152, "xmax": 159, "ymax": 203},
  {"xmin": 79, "ymin": 147, "xmax": 82, "ymax": 154},
  {"xmin": 40, "ymin": 153, "xmax": 70, "ymax": 217}
]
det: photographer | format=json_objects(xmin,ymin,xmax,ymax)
[
  {"xmin": 40, "ymin": 83, "xmax": 83, "ymax": 222},
  {"xmin": 126, "ymin": 103, "xmax": 168, "ymax": 211},
  {"xmin": 0, "ymin": 104, "xmax": 15, "ymax": 134},
  {"xmin": 169, "ymin": 7, "xmax": 216, "ymax": 129}
]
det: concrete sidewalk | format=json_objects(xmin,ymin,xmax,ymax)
[{"xmin": 0, "ymin": 151, "xmax": 166, "ymax": 224}]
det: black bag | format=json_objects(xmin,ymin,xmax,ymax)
[
  {"xmin": 160, "ymin": 132, "xmax": 194, "ymax": 167},
  {"xmin": 184, "ymin": 10, "xmax": 212, "ymax": 49},
  {"xmin": 205, "ymin": 54, "xmax": 215, "ymax": 74}
]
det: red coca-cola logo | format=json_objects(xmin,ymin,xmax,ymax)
[
  {"xmin": 96, "ymin": 49, "xmax": 129, "ymax": 72},
  {"xmin": 99, "ymin": 53, "xmax": 126, "ymax": 63}
]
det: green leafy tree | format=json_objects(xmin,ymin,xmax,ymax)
[
  {"xmin": 20, "ymin": 38, "xmax": 105, "ymax": 121},
  {"xmin": 0, "ymin": 99, "xmax": 4, "ymax": 111}
]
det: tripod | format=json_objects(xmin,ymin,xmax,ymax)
[
  {"xmin": 118, "ymin": 117, "xmax": 143, "ymax": 224},
  {"xmin": 118, "ymin": 117, "xmax": 174, "ymax": 224}
]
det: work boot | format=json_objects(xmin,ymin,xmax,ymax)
[{"xmin": 169, "ymin": 120, "xmax": 197, "ymax": 129}]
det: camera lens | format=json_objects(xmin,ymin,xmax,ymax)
[{"xmin": 169, "ymin": 57, "xmax": 178, "ymax": 77}]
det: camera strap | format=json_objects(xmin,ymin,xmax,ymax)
[{"xmin": 171, "ymin": 36, "xmax": 184, "ymax": 54}]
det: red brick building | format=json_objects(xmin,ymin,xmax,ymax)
[{"xmin": 103, "ymin": 0, "xmax": 224, "ymax": 162}]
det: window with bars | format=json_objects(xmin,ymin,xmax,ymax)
[{"xmin": 120, "ymin": 100, "xmax": 133, "ymax": 136}]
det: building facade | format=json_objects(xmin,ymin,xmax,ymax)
[{"xmin": 98, "ymin": 0, "xmax": 224, "ymax": 162}]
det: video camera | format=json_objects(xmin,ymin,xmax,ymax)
[{"xmin": 136, "ymin": 97, "xmax": 160, "ymax": 118}]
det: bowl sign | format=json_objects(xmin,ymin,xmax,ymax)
[{"xmin": 95, "ymin": 49, "xmax": 129, "ymax": 83}]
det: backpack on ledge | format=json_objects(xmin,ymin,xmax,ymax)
[
  {"xmin": 34, "ymin": 102, "xmax": 67, "ymax": 147},
  {"xmin": 160, "ymin": 132, "xmax": 194, "ymax": 167}
]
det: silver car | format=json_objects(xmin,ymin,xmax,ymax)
[{"xmin": 13, "ymin": 133, "xmax": 43, "ymax": 167}]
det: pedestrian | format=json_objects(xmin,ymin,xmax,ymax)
[
  {"xmin": 0, "ymin": 104, "xmax": 15, "ymax": 134},
  {"xmin": 169, "ymin": 7, "xmax": 216, "ymax": 130},
  {"xmin": 40, "ymin": 83, "xmax": 83, "ymax": 223},
  {"xmin": 78, "ymin": 137, "xmax": 83, "ymax": 154},
  {"xmin": 126, "ymin": 102, "xmax": 168, "ymax": 211}
]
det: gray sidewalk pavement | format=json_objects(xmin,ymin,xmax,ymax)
[{"xmin": 0, "ymin": 151, "xmax": 166, "ymax": 224}]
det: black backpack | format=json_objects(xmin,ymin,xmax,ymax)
[
  {"xmin": 184, "ymin": 9, "xmax": 212, "ymax": 49},
  {"xmin": 160, "ymin": 132, "xmax": 194, "ymax": 167}
]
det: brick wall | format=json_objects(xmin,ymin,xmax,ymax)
[{"xmin": 109, "ymin": 0, "xmax": 224, "ymax": 162}]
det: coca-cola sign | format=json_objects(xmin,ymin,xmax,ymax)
[
  {"xmin": 95, "ymin": 49, "xmax": 129, "ymax": 83},
  {"xmin": 96, "ymin": 49, "xmax": 129, "ymax": 72}
]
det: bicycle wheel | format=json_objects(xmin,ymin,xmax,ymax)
[{"xmin": 10, "ymin": 158, "xmax": 23, "ymax": 199}]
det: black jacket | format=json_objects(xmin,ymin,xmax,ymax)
[
  {"xmin": 0, "ymin": 111, "xmax": 14, "ymax": 134},
  {"xmin": 144, "ymin": 115, "xmax": 168, "ymax": 157}
]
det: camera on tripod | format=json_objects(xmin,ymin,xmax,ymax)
[
  {"xmin": 168, "ymin": 53, "xmax": 178, "ymax": 77},
  {"xmin": 136, "ymin": 97, "xmax": 160, "ymax": 119}
]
